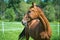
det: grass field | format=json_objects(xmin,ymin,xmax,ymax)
[{"xmin": 0, "ymin": 22, "xmax": 60, "ymax": 40}]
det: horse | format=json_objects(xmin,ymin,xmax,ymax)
[{"xmin": 19, "ymin": 3, "xmax": 52, "ymax": 40}]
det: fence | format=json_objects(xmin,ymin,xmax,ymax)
[{"xmin": 0, "ymin": 22, "xmax": 59, "ymax": 36}]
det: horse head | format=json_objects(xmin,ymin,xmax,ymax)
[{"xmin": 22, "ymin": 3, "xmax": 40, "ymax": 26}]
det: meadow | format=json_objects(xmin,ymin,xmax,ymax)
[{"xmin": 0, "ymin": 22, "xmax": 60, "ymax": 40}]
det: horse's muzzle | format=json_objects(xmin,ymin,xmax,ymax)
[{"xmin": 22, "ymin": 20, "xmax": 27, "ymax": 26}]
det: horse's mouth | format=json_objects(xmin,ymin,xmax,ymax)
[{"xmin": 22, "ymin": 21, "xmax": 27, "ymax": 26}]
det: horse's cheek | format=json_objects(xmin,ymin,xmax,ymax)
[{"xmin": 29, "ymin": 14, "xmax": 34, "ymax": 18}]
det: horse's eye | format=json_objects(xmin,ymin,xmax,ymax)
[{"xmin": 28, "ymin": 11, "xmax": 31, "ymax": 13}]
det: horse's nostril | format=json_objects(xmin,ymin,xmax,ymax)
[
  {"xmin": 21, "ymin": 20, "xmax": 27, "ymax": 26},
  {"xmin": 22, "ymin": 21, "xmax": 24, "ymax": 25},
  {"xmin": 21, "ymin": 22, "xmax": 23, "ymax": 24},
  {"xmin": 22, "ymin": 21, "xmax": 23, "ymax": 24},
  {"xmin": 22, "ymin": 20, "xmax": 25, "ymax": 25}
]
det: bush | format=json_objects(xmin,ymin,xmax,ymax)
[
  {"xmin": 5, "ymin": 7, "xmax": 16, "ymax": 21},
  {"xmin": 43, "ymin": 5, "xmax": 56, "ymax": 22},
  {"xmin": 15, "ymin": 1, "xmax": 31, "ymax": 21}
]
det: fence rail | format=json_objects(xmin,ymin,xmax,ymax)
[{"xmin": 0, "ymin": 22, "xmax": 59, "ymax": 36}]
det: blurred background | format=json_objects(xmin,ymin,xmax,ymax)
[{"xmin": 0, "ymin": 0, "xmax": 60, "ymax": 40}]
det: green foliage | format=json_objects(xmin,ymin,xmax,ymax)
[
  {"xmin": 0, "ymin": 0, "xmax": 59, "ymax": 22},
  {"xmin": 27, "ymin": 0, "xmax": 40, "ymax": 5},
  {"xmin": 53, "ymin": 0, "xmax": 60, "ymax": 5},
  {"xmin": 5, "ymin": 8, "xmax": 16, "ymax": 21},
  {"xmin": 19, "ymin": 1, "xmax": 31, "ymax": 13},
  {"xmin": 55, "ymin": 5, "xmax": 60, "ymax": 22},
  {"xmin": 0, "ymin": 0, "xmax": 7, "ymax": 11},
  {"xmin": 15, "ymin": 1, "xmax": 31, "ymax": 21},
  {"xmin": 44, "ymin": 5, "xmax": 56, "ymax": 22}
]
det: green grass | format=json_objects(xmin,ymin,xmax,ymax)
[{"xmin": 0, "ymin": 22, "xmax": 60, "ymax": 40}]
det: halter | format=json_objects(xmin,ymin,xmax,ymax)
[
  {"xmin": 27, "ymin": 13, "xmax": 40, "ymax": 23},
  {"xmin": 27, "ymin": 13, "xmax": 33, "ymax": 22}
]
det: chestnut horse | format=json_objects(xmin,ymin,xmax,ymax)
[{"xmin": 21, "ymin": 3, "xmax": 52, "ymax": 40}]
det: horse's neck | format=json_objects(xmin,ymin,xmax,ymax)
[
  {"xmin": 28, "ymin": 21, "xmax": 31, "ymax": 26},
  {"xmin": 27, "ymin": 19, "xmax": 40, "ymax": 28}
]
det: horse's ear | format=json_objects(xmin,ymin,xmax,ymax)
[{"xmin": 32, "ymin": 2, "xmax": 36, "ymax": 7}]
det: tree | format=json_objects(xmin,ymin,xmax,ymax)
[
  {"xmin": 55, "ymin": 5, "xmax": 60, "ymax": 22},
  {"xmin": 15, "ymin": 1, "xmax": 31, "ymax": 21},
  {"xmin": 0, "ymin": 0, "xmax": 7, "ymax": 20},
  {"xmin": 5, "ymin": 8, "xmax": 16, "ymax": 21},
  {"xmin": 44, "ymin": 5, "xmax": 56, "ymax": 22},
  {"xmin": 27, "ymin": 0, "xmax": 40, "ymax": 5},
  {"xmin": 53, "ymin": 0, "xmax": 60, "ymax": 5},
  {"xmin": 53, "ymin": 0, "xmax": 60, "ymax": 22}
]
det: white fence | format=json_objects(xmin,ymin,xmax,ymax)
[{"xmin": 0, "ymin": 22, "xmax": 59, "ymax": 36}]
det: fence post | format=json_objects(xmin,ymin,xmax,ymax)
[
  {"xmin": 58, "ymin": 22, "xmax": 59, "ymax": 36},
  {"xmin": 2, "ymin": 22, "xmax": 4, "ymax": 34}
]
